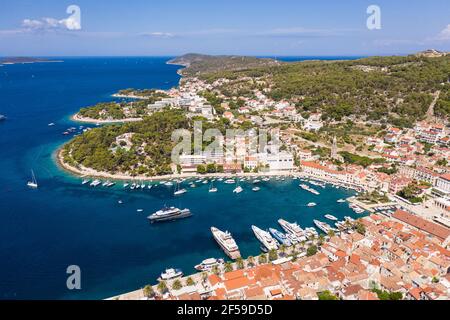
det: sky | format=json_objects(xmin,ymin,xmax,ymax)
[{"xmin": 0, "ymin": 0, "xmax": 449, "ymax": 56}]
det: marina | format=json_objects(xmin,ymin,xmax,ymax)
[{"xmin": 0, "ymin": 57, "xmax": 363, "ymax": 300}]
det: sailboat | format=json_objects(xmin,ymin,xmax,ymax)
[
  {"xmin": 209, "ymin": 180, "xmax": 218, "ymax": 193},
  {"xmin": 174, "ymin": 181, "xmax": 187, "ymax": 195},
  {"xmin": 233, "ymin": 178, "xmax": 243, "ymax": 194},
  {"xmin": 27, "ymin": 170, "xmax": 38, "ymax": 189}
]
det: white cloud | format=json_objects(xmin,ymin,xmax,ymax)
[
  {"xmin": 435, "ymin": 24, "xmax": 450, "ymax": 41},
  {"xmin": 141, "ymin": 32, "xmax": 176, "ymax": 38},
  {"xmin": 21, "ymin": 16, "xmax": 81, "ymax": 32}
]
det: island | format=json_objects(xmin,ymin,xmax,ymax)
[
  {"xmin": 0, "ymin": 57, "xmax": 63, "ymax": 66},
  {"xmin": 59, "ymin": 51, "xmax": 449, "ymax": 183}
]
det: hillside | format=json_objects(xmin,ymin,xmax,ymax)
[
  {"xmin": 199, "ymin": 54, "xmax": 450, "ymax": 124},
  {"xmin": 168, "ymin": 53, "xmax": 282, "ymax": 77}
]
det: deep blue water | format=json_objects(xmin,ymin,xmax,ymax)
[{"xmin": 0, "ymin": 57, "xmax": 360, "ymax": 300}]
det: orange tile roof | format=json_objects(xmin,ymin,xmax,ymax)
[
  {"xmin": 392, "ymin": 210, "xmax": 450, "ymax": 241},
  {"xmin": 223, "ymin": 269, "xmax": 245, "ymax": 281},
  {"xmin": 224, "ymin": 276, "xmax": 255, "ymax": 292},
  {"xmin": 208, "ymin": 274, "xmax": 221, "ymax": 286}
]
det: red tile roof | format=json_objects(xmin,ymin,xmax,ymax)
[{"xmin": 392, "ymin": 210, "xmax": 450, "ymax": 241}]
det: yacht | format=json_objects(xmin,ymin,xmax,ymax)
[
  {"xmin": 269, "ymin": 228, "xmax": 292, "ymax": 246},
  {"xmin": 224, "ymin": 179, "xmax": 235, "ymax": 184},
  {"xmin": 305, "ymin": 227, "xmax": 319, "ymax": 239},
  {"xmin": 159, "ymin": 268, "xmax": 183, "ymax": 281},
  {"xmin": 90, "ymin": 179, "xmax": 101, "ymax": 187},
  {"xmin": 325, "ymin": 214, "xmax": 338, "ymax": 221},
  {"xmin": 123, "ymin": 182, "xmax": 129, "ymax": 188},
  {"xmin": 148, "ymin": 207, "xmax": 192, "ymax": 223},
  {"xmin": 307, "ymin": 202, "xmax": 317, "ymax": 207},
  {"xmin": 313, "ymin": 220, "xmax": 335, "ymax": 234},
  {"xmin": 194, "ymin": 258, "xmax": 225, "ymax": 272},
  {"xmin": 0, "ymin": 114, "xmax": 6, "ymax": 121},
  {"xmin": 82, "ymin": 179, "xmax": 90, "ymax": 185},
  {"xmin": 233, "ymin": 186, "xmax": 243, "ymax": 194},
  {"xmin": 252, "ymin": 226, "xmax": 278, "ymax": 251},
  {"xmin": 211, "ymin": 227, "xmax": 241, "ymax": 260},
  {"xmin": 337, "ymin": 199, "xmax": 346, "ymax": 203},
  {"xmin": 27, "ymin": 170, "xmax": 38, "ymax": 189},
  {"xmin": 278, "ymin": 219, "xmax": 305, "ymax": 241},
  {"xmin": 252, "ymin": 186, "xmax": 261, "ymax": 192}
]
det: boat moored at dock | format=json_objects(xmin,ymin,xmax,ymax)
[
  {"xmin": 269, "ymin": 228, "xmax": 292, "ymax": 246},
  {"xmin": 159, "ymin": 268, "xmax": 183, "ymax": 281},
  {"xmin": 211, "ymin": 227, "xmax": 241, "ymax": 260},
  {"xmin": 252, "ymin": 225, "xmax": 278, "ymax": 251},
  {"xmin": 194, "ymin": 258, "xmax": 225, "ymax": 272}
]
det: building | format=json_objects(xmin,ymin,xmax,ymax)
[
  {"xmin": 435, "ymin": 174, "xmax": 450, "ymax": 196},
  {"xmin": 265, "ymin": 152, "xmax": 294, "ymax": 172}
]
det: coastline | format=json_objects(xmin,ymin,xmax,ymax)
[
  {"xmin": 71, "ymin": 113, "xmax": 143, "ymax": 124},
  {"xmin": 56, "ymin": 146, "xmax": 300, "ymax": 182}
]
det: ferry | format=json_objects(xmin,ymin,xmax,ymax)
[
  {"xmin": 90, "ymin": 179, "xmax": 101, "ymax": 187},
  {"xmin": 269, "ymin": 228, "xmax": 292, "ymax": 246},
  {"xmin": 159, "ymin": 268, "xmax": 183, "ymax": 281},
  {"xmin": 313, "ymin": 220, "xmax": 335, "ymax": 234},
  {"xmin": 148, "ymin": 207, "xmax": 192, "ymax": 223},
  {"xmin": 252, "ymin": 226, "xmax": 278, "ymax": 251},
  {"xmin": 325, "ymin": 214, "xmax": 338, "ymax": 221},
  {"xmin": 307, "ymin": 202, "xmax": 317, "ymax": 207},
  {"xmin": 194, "ymin": 258, "xmax": 225, "ymax": 272},
  {"xmin": 278, "ymin": 219, "xmax": 306, "ymax": 242},
  {"xmin": 211, "ymin": 227, "xmax": 241, "ymax": 260}
]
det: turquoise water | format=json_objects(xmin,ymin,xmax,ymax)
[{"xmin": 0, "ymin": 57, "xmax": 359, "ymax": 300}]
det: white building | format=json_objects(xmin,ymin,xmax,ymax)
[{"xmin": 265, "ymin": 152, "xmax": 294, "ymax": 172}]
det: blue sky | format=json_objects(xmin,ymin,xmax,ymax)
[{"xmin": 0, "ymin": 0, "xmax": 449, "ymax": 56}]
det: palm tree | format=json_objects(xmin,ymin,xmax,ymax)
[
  {"xmin": 201, "ymin": 272, "xmax": 208, "ymax": 283},
  {"xmin": 318, "ymin": 234, "xmax": 325, "ymax": 244},
  {"xmin": 172, "ymin": 279, "xmax": 183, "ymax": 291},
  {"xmin": 279, "ymin": 244, "xmax": 287, "ymax": 257},
  {"xmin": 212, "ymin": 265, "xmax": 220, "ymax": 275},
  {"xmin": 268, "ymin": 249, "xmax": 278, "ymax": 261},
  {"xmin": 185, "ymin": 277, "xmax": 195, "ymax": 286},
  {"xmin": 143, "ymin": 285, "xmax": 155, "ymax": 298},
  {"xmin": 157, "ymin": 281, "xmax": 168, "ymax": 295},
  {"xmin": 258, "ymin": 254, "xmax": 267, "ymax": 264},
  {"xmin": 328, "ymin": 230, "xmax": 335, "ymax": 237},
  {"xmin": 247, "ymin": 256, "xmax": 255, "ymax": 267},
  {"xmin": 224, "ymin": 262, "xmax": 234, "ymax": 273},
  {"xmin": 236, "ymin": 258, "xmax": 245, "ymax": 270}
]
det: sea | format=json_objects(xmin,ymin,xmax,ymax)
[{"xmin": 0, "ymin": 56, "xmax": 362, "ymax": 300}]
